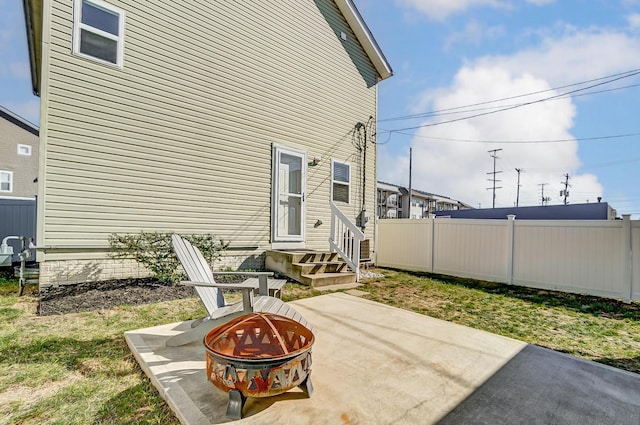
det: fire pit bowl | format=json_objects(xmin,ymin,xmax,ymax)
[{"xmin": 204, "ymin": 312, "xmax": 314, "ymax": 419}]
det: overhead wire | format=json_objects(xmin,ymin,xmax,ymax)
[
  {"xmin": 379, "ymin": 82, "xmax": 640, "ymax": 124},
  {"xmin": 378, "ymin": 68, "xmax": 640, "ymax": 123},
  {"xmin": 385, "ymin": 131, "xmax": 640, "ymax": 144},
  {"xmin": 382, "ymin": 69, "xmax": 640, "ymax": 134}
]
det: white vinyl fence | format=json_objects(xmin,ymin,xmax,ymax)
[{"xmin": 377, "ymin": 215, "xmax": 639, "ymax": 302}]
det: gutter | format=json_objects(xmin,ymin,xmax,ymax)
[{"xmin": 22, "ymin": 0, "xmax": 41, "ymax": 96}]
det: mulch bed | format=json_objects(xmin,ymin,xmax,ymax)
[{"xmin": 37, "ymin": 277, "xmax": 196, "ymax": 316}]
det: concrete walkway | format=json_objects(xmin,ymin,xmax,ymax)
[{"xmin": 125, "ymin": 292, "xmax": 640, "ymax": 425}]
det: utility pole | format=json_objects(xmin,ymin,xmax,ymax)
[
  {"xmin": 515, "ymin": 168, "xmax": 523, "ymax": 207},
  {"xmin": 408, "ymin": 147, "xmax": 412, "ymax": 219},
  {"xmin": 560, "ymin": 173, "xmax": 571, "ymax": 205},
  {"xmin": 486, "ymin": 149, "xmax": 503, "ymax": 208},
  {"xmin": 538, "ymin": 183, "xmax": 550, "ymax": 206}
]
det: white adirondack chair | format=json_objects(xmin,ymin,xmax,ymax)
[{"xmin": 166, "ymin": 234, "xmax": 314, "ymax": 347}]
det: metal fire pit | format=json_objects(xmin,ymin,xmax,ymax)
[{"xmin": 204, "ymin": 312, "xmax": 314, "ymax": 419}]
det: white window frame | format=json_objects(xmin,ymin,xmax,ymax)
[
  {"xmin": 331, "ymin": 159, "xmax": 351, "ymax": 204},
  {"xmin": 0, "ymin": 171, "xmax": 13, "ymax": 193},
  {"xmin": 72, "ymin": 0, "xmax": 125, "ymax": 67},
  {"xmin": 17, "ymin": 144, "xmax": 32, "ymax": 156}
]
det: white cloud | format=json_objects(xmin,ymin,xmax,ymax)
[
  {"xmin": 395, "ymin": 0, "xmax": 509, "ymax": 21},
  {"xmin": 628, "ymin": 13, "xmax": 640, "ymax": 30},
  {"xmin": 378, "ymin": 66, "xmax": 603, "ymax": 207},
  {"xmin": 476, "ymin": 27, "xmax": 640, "ymax": 85},
  {"xmin": 526, "ymin": 0, "xmax": 555, "ymax": 5},
  {"xmin": 445, "ymin": 20, "xmax": 506, "ymax": 49}
]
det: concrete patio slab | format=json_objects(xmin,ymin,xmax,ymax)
[{"xmin": 125, "ymin": 292, "xmax": 640, "ymax": 424}]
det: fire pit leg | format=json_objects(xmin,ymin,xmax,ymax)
[
  {"xmin": 226, "ymin": 389, "xmax": 246, "ymax": 420},
  {"xmin": 299, "ymin": 375, "xmax": 314, "ymax": 397}
]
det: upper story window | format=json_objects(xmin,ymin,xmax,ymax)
[
  {"xmin": 331, "ymin": 160, "xmax": 350, "ymax": 204},
  {"xmin": 0, "ymin": 171, "xmax": 13, "ymax": 192},
  {"xmin": 17, "ymin": 144, "xmax": 32, "ymax": 156},
  {"xmin": 73, "ymin": 0, "xmax": 125, "ymax": 67}
]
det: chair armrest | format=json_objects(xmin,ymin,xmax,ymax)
[
  {"xmin": 180, "ymin": 281, "xmax": 254, "ymax": 313},
  {"xmin": 210, "ymin": 271, "xmax": 274, "ymax": 276},
  {"xmin": 180, "ymin": 280, "xmax": 255, "ymax": 289}
]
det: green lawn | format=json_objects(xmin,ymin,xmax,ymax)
[{"xmin": 0, "ymin": 269, "xmax": 638, "ymax": 424}]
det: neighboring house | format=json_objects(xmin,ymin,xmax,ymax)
[
  {"xmin": 0, "ymin": 107, "xmax": 39, "ymax": 261},
  {"xmin": 23, "ymin": 0, "xmax": 392, "ymax": 286},
  {"xmin": 0, "ymin": 106, "xmax": 39, "ymax": 200},
  {"xmin": 377, "ymin": 181, "xmax": 472, "ymax": 219},
  {"xmin": 432, "ymin": 201, "xmax": 617, "ymax": 220},
  {"xmin": 377, "ymin": 181, "xmax": 401, "ymax": 219}
]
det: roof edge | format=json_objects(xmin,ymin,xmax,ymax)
[
  {"xmin": 0, "ymin": 105, "xmax": 40, "ymax": 135},
  {"xmin": 334, "ymin": 0, "xmax": 393, "ymax": 81},
  {"xmin": 22, "ymin": 0, "xmax": 41, "ymax": 96}
]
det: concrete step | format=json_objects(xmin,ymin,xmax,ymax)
[{"xmin": 300, "ymin": 272, "xmax": 357, "ymax": 287}]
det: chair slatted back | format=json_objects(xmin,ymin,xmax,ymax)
[{"xmin": 171, "ymin": 234, "xmax": 225, "ymax": 314}]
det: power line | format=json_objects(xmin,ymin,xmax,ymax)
[
  {"xmin": 380, "ymin": 82, "xmax": 640, "ymax": 124},
  {"xmin": 385, "ymin": 131, "xmax": 640, "ymax": 145},
  {"xmin": 384, "ymin": 70, "xmax": 640, "ymax": 133},
  {"xmin": 379, "ymin": 68, "xmax": 640, "ymax": 123}
]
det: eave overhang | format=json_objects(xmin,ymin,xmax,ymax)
[
  {"xmin": 334, "ymin": 0, "xmax": 393, "ymax": 81},
  {"xmin": 22, "ymin": 0, "xmax": 43, "ymax": 96}
]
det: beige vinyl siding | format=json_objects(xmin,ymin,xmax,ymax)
[{"xmin": 40, "ymin": 0, "xmax": 378, "ymax": 262}]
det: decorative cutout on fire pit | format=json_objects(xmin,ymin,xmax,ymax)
[
  {"xmin": 204, "ymin": 313, "xmax": 315, "ymax": 419},
  {"xmin": 205, "ymin": 312, "xmax": 312, "ymax": 360}
]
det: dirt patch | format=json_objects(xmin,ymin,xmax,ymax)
[
  {"xmin": 37, "ymin": 278, "xmax": 195, "ymax": 316},
  {"xmin": 36, "ymin": 275, "xmax": 255, "ymax": 316}
]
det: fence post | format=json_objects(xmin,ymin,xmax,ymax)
[
  {"xmin": 430, "ymin": 215, "xmax": 435, "ymax": 273},
  {"xmin": 507, "ymin": 215, "xmax": 516, "ymax": 285},
  {"xmin": 622, "ymin": 214, "xmax": 632, "ymax": 303}
]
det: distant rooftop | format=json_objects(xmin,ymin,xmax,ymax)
[
  {"xmin": 0, "ymin": 105, "xmax": 39, "ymax": 136},
  {"xmin": 432, "ymin": 202, "xmax": 616, "ymax": 220}
]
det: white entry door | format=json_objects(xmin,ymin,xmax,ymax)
[{"xmin": 272, "ymin": 145, "xmax": 306, "ymax": 243}]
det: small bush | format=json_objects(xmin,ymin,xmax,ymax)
[{"xmin": 108, "ymin": 231, "xmax": 229, "ymax": 284}]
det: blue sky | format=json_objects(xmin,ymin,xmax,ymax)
[
  {"xmin": 356, "ymin": 0, "xmax": 640, "ymax": 215},
  {"xmin": 2, "ymin": 0, "xmax": 640, "ymax": 215}
]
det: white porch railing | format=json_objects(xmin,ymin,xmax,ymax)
[{"xmin": 329, "ymin": 202, "xmax": 365, "ymax": 281}]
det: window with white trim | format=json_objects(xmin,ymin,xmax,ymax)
[
  {"xmin": 331, "ymin": 160, "xmax": 350, "ymax": 203},
  {"xmin": 17, "ymin": 144, "xmax": 32, "ymax": 156},
  {"xmin": 73, "ymin": 0, "xmax": 125, "ymax": 67},
  {"xmin": 0, "ymin": 171, "xmax": 13, "ymax": 192}
]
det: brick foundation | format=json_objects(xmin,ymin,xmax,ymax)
[{"xmin": 38, "ymin": 252, "xmax": 267, "ymax": 287}]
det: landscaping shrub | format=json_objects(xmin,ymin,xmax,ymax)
[{"xmin": 108, "ymin": 231, "xmax": 229, "ymax": 284}]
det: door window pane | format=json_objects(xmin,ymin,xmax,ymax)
[
  {"xmin": 278, "ymin": 195, "xmax": 301, "ymax": 237},
  {"xmin": 280, "ymin": 153, "xmax": 301, "ymax": 194}
]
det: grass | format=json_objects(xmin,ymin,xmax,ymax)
[{"xmin": 0, "ymin": 268, "xmax": 638, "ymax": 424}]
